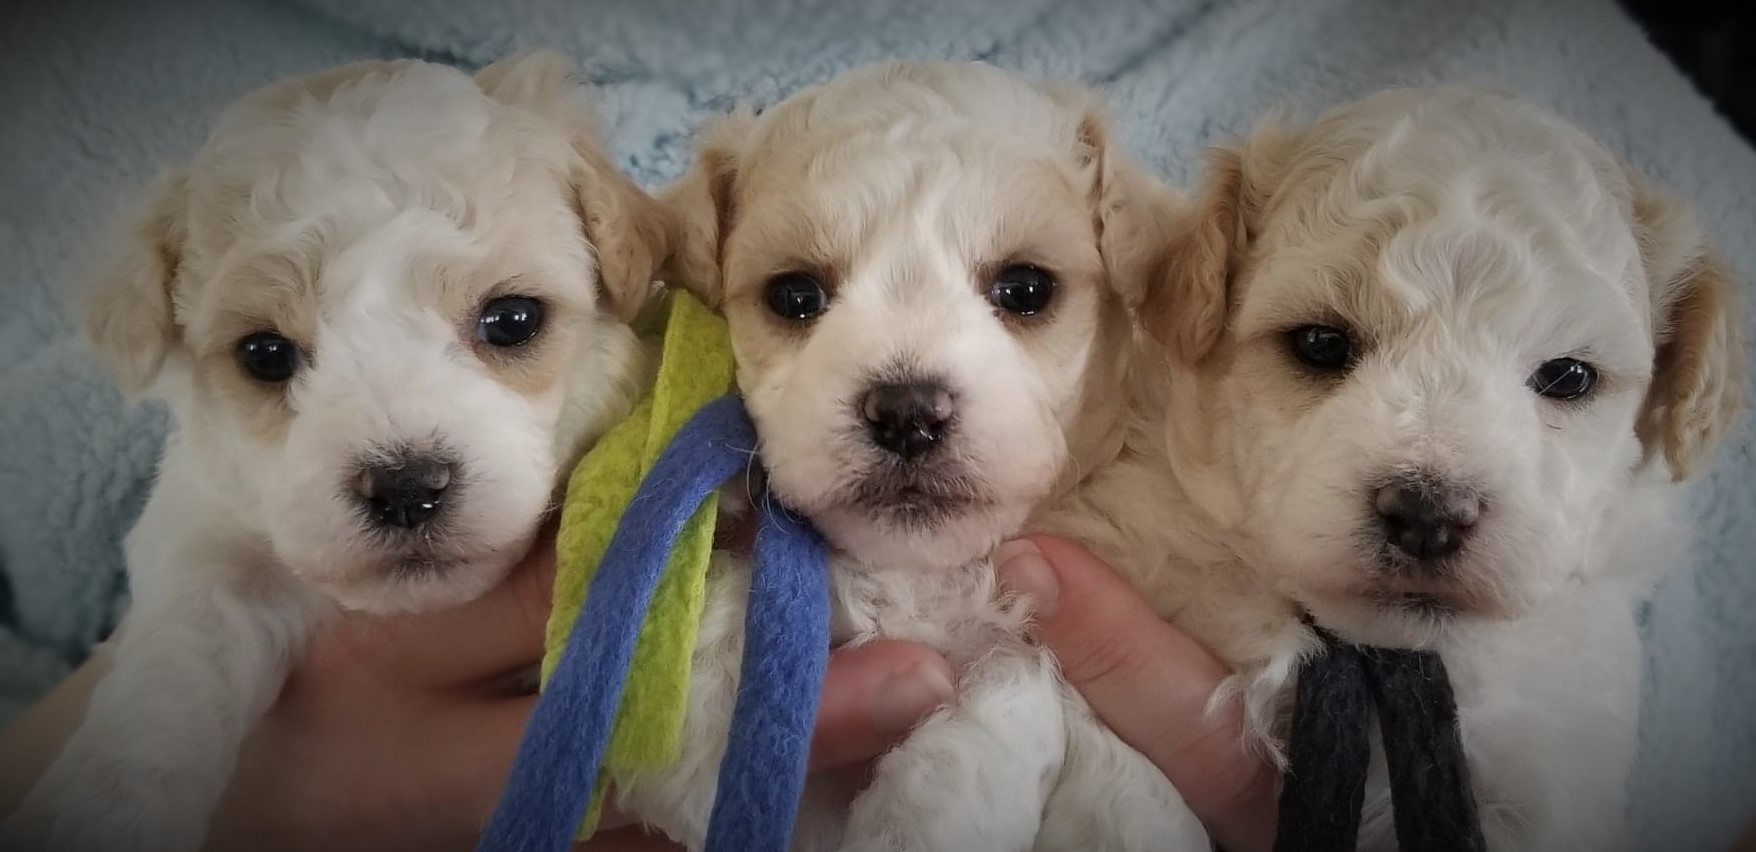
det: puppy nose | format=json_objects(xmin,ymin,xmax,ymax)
[
  {"xmin": 861, "ymin": 381, "xmax": 955, "ymax": 461},
  {"xmin": 357, "ymin": 455, "xmax": 454, "ymax": 529},
  {"xmin": 1375, "ymin": 477, "xmax": 1481, "ymax": 562}
]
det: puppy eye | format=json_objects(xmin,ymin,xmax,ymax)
[
  {"xmin": 477, "ymin": 296, "xmax": 545, "ymax": 348},
  {"xmin": 235, "ymin": 331, "xmax": 302, "ymax": 383},
  {"xmin": 1528, "ymin": 357, "xmax": 1597, "ymax": 401},
  {"xmin": 764, "ymin": 273, "xmax": 829, "ymax": 322},
  {"xmin": 989, "ymin": 265, "xmax": 1056, "ymax": 316},
  {"xmin": 1287, "ymin": 325, "xmax": 1353, "ymax": 370}
]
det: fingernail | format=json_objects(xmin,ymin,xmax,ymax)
[
  {"xmin": 996, "ymin": 538, "xmax": 1060, "ymax": 618},
  {"xmin": 870, "ymin": 661, "xmax": 956, "ymax": 734}
]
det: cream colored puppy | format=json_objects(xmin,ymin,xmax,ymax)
[
  {"xmin": 1041, "ymin": 87, "xmax": 1743, "ymax": 851},
  {"xmin": 3, "ymin": 53, "xmax": 666, "ymax": 852},
  {"xmin": 617, "ymin": 62, "xmax": 1206, "ymax": 852}
]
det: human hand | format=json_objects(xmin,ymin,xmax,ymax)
[
  {"xmin": 203, "ymin": 530, "xmax": 955, "ymax": 852},
  {"xmin": 995, "ymin": 535, "xmax": 1278, "ymax": 852}
]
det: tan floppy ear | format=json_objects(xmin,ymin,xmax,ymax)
[
  {"xmin": 657, "ymin": 109, "xmax": 755, "ymax": 309},
  {"xmin": 1140, "ymin": 147, "xmax": 1249, "ymax": 365},
  {"xmin": 1627, "ymin": 172, "xmax": 1745, "ymax": 481},
  {"xmin": 1053, "ymin": 92, "xmax": 1183, "ymax": 319},
  {"xmin": 476, "ymin": 51, "xmax": 668, "ymax": 323},
  {"xmin": 1134, "ymin": 119, "xmax": 1299, "ymax": 366},
  {"xmin": 82, "ymin": 171, "xmax": 188, "ymax": 397}
]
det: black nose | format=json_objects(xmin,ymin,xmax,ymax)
[
  {"xmin": 861, "ymin": 381, "xmax": 955, "ymax": 461},
  {"xmin": 357, "ymin": 455, "xmax": 454, "ymax": 529},
  {"xmin": 1375, "ymin": 477, "xmax": 1481, "ymax": 562}
]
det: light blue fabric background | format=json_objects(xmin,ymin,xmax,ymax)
[{"xmin": 1, "ymin": 0, "xmax": 1751, "ymax": 848}]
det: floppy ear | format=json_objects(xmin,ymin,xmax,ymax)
[
  {"xmin": 1133, "ymin": 121, "xmax": 1298, "ymax": 366},
  {"xmin": 1139, "ymin": 147, "xmax": 1249, "ymax": 365},
  {"xmin": 83, "ymin": 171, "xmax": 188, "ymax": 397},
  {"xmin": 1052, "ymin": 92, "xmax": 1182, "ymax": 323},
  {"xmin": 1627, "ymin": 172, "xmax": 1745, "ymax": 481},
  {"xmin": 476, "ymin": 51, "xmax": 669, "ymax": 323},
  {"xmin": 657, "ymin": 109, "xmax": 756, "ymax": 309}
]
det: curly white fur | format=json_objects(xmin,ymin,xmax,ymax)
[
  {"xmin": 1038, "ymin": 87, "xmax": 1743, "ymax": 852},
  {"xmin": 3, "ymin": 53, "xmax": 664, "ymax": 852},
  {"xmin": 623, "ymin": 61, "xmax": 1207, "ymax": 852}
]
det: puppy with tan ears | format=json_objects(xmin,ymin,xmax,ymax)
[
  {"xmin": 614, "ymin": 61, "xmax": 1207, "ymax": 852},
  {"xmin": 2, "ymin": 53, "xmax": 667, "ymax": 852},
  {"xmin": 1041, "ymin": 87, "xmax": 1743, "ymax": 851}
]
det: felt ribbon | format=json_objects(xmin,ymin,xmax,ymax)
[
  {"xmin": 1275, "ymin": 631, "xmax": 1486, "ymax": 852},
  {"xmin": 541, "ymin": 290, "xmax": 735, "ymax": 834},
  {"xmin": 477, "ymin": 395, "xmax": 831, "ymax": 852}
]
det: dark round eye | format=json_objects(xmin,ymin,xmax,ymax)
[
  {"xmin": 764, "ymin": 273, "xmax": 829, "ymax": 322},
  {"xmin": 1528, "ymin": 357, "xmax": 1597, "ymax": 401},
  {"xmin": 1288, "ymin": 325, "xmax": 1354, "ymax": 370},
  {"xmin": 235, "ymin": 331, "xmax": 302, "ymax": 383},
  {"xmin": 988, "ymin": 264, "xmax": 1056, "ymax": 316},
  {"xmin": 477, "ymin": 296, "xmax": 544, "ymax": 348}
]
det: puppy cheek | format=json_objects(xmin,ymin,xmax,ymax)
[
  {"xmin": 745, "ymin": 358, "xmax": 865, "ymax": 512},
  {"xmin": 958, "ymin": 377, "xmax": 1065, "ymax": 502},
  {"xmin": 262, "ymin": 417, "xmax": 377, "ymax": 591},
  {"xmin": 438, "ymin": 382, "xmax": 560, "ymax": 553},
  {"xmin": 1454, "ymin": 397, "xmax": 1626, "ymax": 608},
  {"xmin": 1481, "ymin": 438, "xmax": 1614, "ymax": 610},
  {"xmin": 1241, "ymin": 411, "xmax": 1374, "ymax": 593}
]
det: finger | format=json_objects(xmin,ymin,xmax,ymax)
[
  {"xmin": 426, "ymin": 640, "xmax": 957, "ymax": 831},
  {"xmin": 808, "ymin": 640, "xmax": 955, "ymax": 772},
  {"xmin": 421, "ymin": 692, "xmax": 541, "ymax": 834},
  {"xmin": 499, "ymin": 640, "xmax": 957, "ymax": 807},
  {"xmin": 330, "ymin": 528, "xmax": 560, "ymax": 687},
  {"xmin": 430, "ymin": 642, "xmax": 952, "ymax": 845},
  {"xmin": 591, "ymin": 642, "xmax": 956, "ymax": 823},
  {"xmin": 995, "ymin": 535, "xmax": 1276, "ymax": 846},
  {"xmin": 431, "ymin": 693, "xmax": 670, "ymax": 836}
]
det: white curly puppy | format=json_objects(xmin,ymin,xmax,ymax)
[
  {"xmin": 3, "ymin": 53, "xmax": 667, "ymax": 852},
  {"xmin": 616, "ymin": 61, "xmax": 1206, "ymax": 852},
  {"xmin": 1041, "ymin": 87, "xmax": 1743, "ymax": 851}
]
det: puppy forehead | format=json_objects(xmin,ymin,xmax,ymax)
[
  {"xmin": 1242, "ymin": 104, "xmax": 1648, "ymax": 349},
  {"xmin": 757, "ymin": 60, "xmax": 1088, "ymax": 149},
  {"xmin": 187, "ymin": 62, "xmax": 570, "ymax": 250},
  {"xmin": 733, "ymin": 141, "xmax": 1093, "ymax": 281},
  {"xmin": 211, "ymin": 60, "xmax": 543, "ymax": 171},
  {"xmin": 177, "ymin": 63, "xmax": 594, "ymax": 338},
  {"xmin": 1248, "ymin": 207, "xmax": 1638, "ymax": 315},
  {"xmin": 184, "ymin": 182, "xmax": 589, "ymax": 354}
]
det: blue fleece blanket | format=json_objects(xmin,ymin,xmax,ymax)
[{"xmin": 2, "ymin": 0, "xmax": 1751, "ymax": 848}]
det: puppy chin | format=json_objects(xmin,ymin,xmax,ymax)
[
  {"xmin": 1295, "ymin": 572, "xmax": 1517, "ymax": 649},
  {"xmin": 286, "ymin": 530, "xmax": 533, "ymax": 614},
  {"xmin": 324, "ymin": 554, "xmax": 510, "ymax": 614},
  {"xmin": 777, "ymin": 450, "xmax": 1048, "ymax": 571},
  {"xmin": 814, "ymin": 499, "xmax": 1029, "ymax": 572},
  {"xmin": 1301, "ymin": 594, "xmax": 1461, "ymax": 649}
]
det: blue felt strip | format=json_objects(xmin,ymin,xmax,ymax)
[
  {"xmin": 704, "ymin": 502, "xmax": 831, "ymax": 852},
  {"xmin": 477, "ymin": 396, "xmax": 758, "ymax": 852}
]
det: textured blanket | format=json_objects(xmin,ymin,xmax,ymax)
[{"xmin": 1, "ymin": 0, "xmax": 1751, "ymax": 848}]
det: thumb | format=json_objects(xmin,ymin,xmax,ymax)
[
  {"xmin": 995, "ymin": 535, "xmax": 1277, "ymax": 852},
  {"xmin": 994, "ymin": 535, "xmax": 1231, "ymax": 725}
]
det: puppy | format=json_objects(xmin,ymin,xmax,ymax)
[
  {"xmin": 615, "ymin": 61, "xmax": 1207, "ymax": 852},
  {"xmin": 3, "ymin": 53, "xmax": 667, "ymax": 852},
  {"xmin": 1041, "ymin": 87, "xmax": 1743, "ymax": 851}
]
